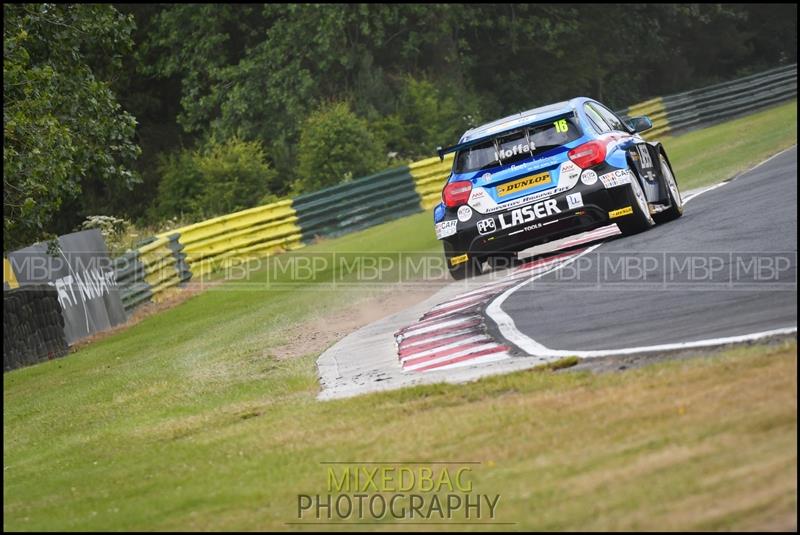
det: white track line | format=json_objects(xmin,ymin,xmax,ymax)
[
  {"xmin": 682, "ymin": 182, "xmax": 726, "ymax": 203},
  {"xmin": 399, "ymin": 253, "xmax": 584, "ymax": 373},
  {"xmin": 485, "ymin": 166, "xmax": 798, "ymax": 359},
  {"xmin": 486, "ymin": 242, "xmax": 606, "ymax": 354},
  {"xmin": 491, "ymin": 326, "xmax": 798, "ymax": 359}
]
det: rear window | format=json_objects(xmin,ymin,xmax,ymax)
[{"xmin": 454, "ymin": 117, "xmax": 582, "ymax": 173}]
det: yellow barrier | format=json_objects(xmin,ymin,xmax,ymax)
[
  {"xmin": 624, "ymin": 97, "xmax": 671, "ymax": 140},
  {"xmin": 156, "ymin": 200, "xmax": 303, "ymax": 279},
  {"xmin": 138, "ymin": 236, "xmax": 181, "ymax": 303},
  {"xmin": 409, "ymin": 153, "xmax": 455, "ymax": 210},
  {"xmin": 4, "ymin": 258, "xmax": 20, "ymax": 289}
]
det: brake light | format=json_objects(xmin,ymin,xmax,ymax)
[
  {"xmin": 568, "ymin": 140, "xmax": 608, "ymax": 169},
  {"xmin": 443, "ymin": 180, "xmax": 473, "ymax": 207}
]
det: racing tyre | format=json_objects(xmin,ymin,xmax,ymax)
[
  {"xmin": 616, "ymin": 172, "xmax": 655, "ymax": 236},
  {"xmin": 443, "ymin": 241, "xmax": 482, "ymax": 280},
  {"xmin": 653, "ymin": 153, "xmax": 683, "ymax": 223}
]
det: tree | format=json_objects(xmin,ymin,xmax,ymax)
[
  {"xmin": 109, "ymin": 3, "xmax": 797, "ymax": 226},
  {"xmin": 294, "ymin": 102, "xmax": 386, "ymax": 193},
  {"xmin": 3, "ymin": 3, "xmax": 140, "ymax": 250},
  {"xmin": 153, "ymin": 137, "xmax": 277, "ymax": 220},
  {"xmin": 152, "ymin": 149, "xmax": 204, "ymax": 220},
  {"xmin": 194, "ymin": 137, "xmax": 277, "ymax": 216},
  {"xmin": 377, "ymin": 76, "xmax": 489, "ymax": 160}
]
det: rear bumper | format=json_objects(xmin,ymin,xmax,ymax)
[{"xmin": 442, "ymin": 181, "xmax": 632, "ymax": 257}]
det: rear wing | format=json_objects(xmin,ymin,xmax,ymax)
[{"xmin": 436, "ymin": 110, "xmax": 576, "ymax": 161}]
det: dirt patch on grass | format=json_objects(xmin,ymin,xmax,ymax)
[
  {"xmin": 269, "ymin": 285, "xmax": 446, "ymax": 360},
  {"xmin": 69, "ymin": 274, "xmax": 446, "ymax": 363}
]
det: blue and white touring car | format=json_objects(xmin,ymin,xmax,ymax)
[{"xmin": 434, "ymin": 97, "xmax": 683, "ymax": 279}]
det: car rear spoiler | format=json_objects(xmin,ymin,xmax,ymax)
[{"xmin": 436, "ymin": 110, "xmax": 576, "ymax": 161}]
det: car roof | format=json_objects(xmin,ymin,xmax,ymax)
[{"xmin": 459, "ymin": 98, "xmax": 586, "ymax": 143}]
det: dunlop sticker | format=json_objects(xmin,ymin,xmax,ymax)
[
  {"xmin": 608, "ymin": 206, "xmax": 634, "ymax": 219},
  {"xmin": 450, "ymin": 254, "xmax": 469, "ymax": 266},
  {"xmin": 496, "ymin": 172, "xmax": 551, "ymax": 197}
]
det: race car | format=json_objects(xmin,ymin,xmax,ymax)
[{"xmin": 434, "ymin": 97, "xmax": 683, "ymax": 279}]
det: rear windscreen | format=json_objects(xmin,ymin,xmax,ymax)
[{"xmin": 454, "ymin": 116, "xmax": 582, "ymax": 173}]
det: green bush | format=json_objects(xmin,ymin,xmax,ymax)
[
  {"xmin": 152, "ymin": 137, "xmax": 277, "ymax": 221},
  {"xmin": 194, "ymin": 137, "xmax": 277, "ymax": 216},
  {"xmin": 294, "ymin": 102, "xmax": 386, "ymax": 194},
  {"xmin": 376, "ymin": 77, "xmax": 490, "ymax": 161},
  {"xmin": 153, "ymin": 150, "xmax": 204, "ymax": 220}
]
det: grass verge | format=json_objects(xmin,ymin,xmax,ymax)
[
  {"xmin": 661, "ymin": 100, "xmax": 797, "ymax": 191},
  {"xmin": 4, "ymin": 341, "xmax": 796, "ymax": 530}
]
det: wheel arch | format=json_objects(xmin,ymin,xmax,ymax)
[{"xmin": 651, "ymin": 141, "xmax": 678, "ymax": 184}]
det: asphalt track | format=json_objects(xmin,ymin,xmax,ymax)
[{"xmin": 495, "ymin": 146, "xmax": 798, "ymax": 352}]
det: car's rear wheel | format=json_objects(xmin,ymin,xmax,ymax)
[
  {"xmin": 653, "ymin": 153, "xmax": 683, "ymax": 223},
  {"xmin": 443, "ymin": 241, "xmax": 483, "ymax": 280},
  {"xmin": 616, "ymin": 172, "xmax": 655, "ymax": 236}
]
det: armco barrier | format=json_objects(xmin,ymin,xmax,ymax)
[
  {"xmin": 113, "ymin": 233, "xmax": 190, "ymax": 314},
  {"xmin": 409, "ymin": 154, "xmax": 456, "ymax": 210},
  {"xmin": 155, "ymin": 200, "xmax": 303, "ymax": 278},
  {"xmin": 4, "ymin": 285, "xmax": 69, "ymax": 372},
  {"xmin": 617, "ymin": 64, "xmax": 797, "ymax": 139},
  {"xmin": 139, "ymin": 234, "xmax": 187, "ymax": 302},
  {"xmin": 113, "ymin": 250, "xmax": 150, "ymax": 313},
  {"xmin": 114, "ymin": 64, "xmax": 796, "ymax": 313},
  {"xmin": 293, "ymin": 166, "xmax": 421, "ymax": 241}
]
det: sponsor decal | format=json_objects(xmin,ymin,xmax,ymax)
[
  {"xmin": 495, "ymin": 140, "xmax": 536, "ymax": 160},
  {"xmin": 608, "ymin": 206, "xmax": 634, "ymax": 219},
  {"xmin": 599, "ymin": 169, "xmax": 634, "ymax": 188},
  {"xmin": 566, "ymin": 192, "xmax": 584, "ymax": 209},
  {"xmin": 457, "ymin": 205, "xmax": 473, "ymax": 222},
  {"xmin": 522, "ymin": 221, "xmax": 544, "ymax": 232},
  {"xmin": 635, "ymin": 144, "xmax": 657, "ymax": 181},
  {"xmin": 475, "ymin": 187, "xmax": 565, "ymax": 214},
  {"xmin": 580, "ymin": 169, "xmax": 598, "ymax": 186},
  {"xmin": 468, "ymin": 187, "xmax": 494, "ymax": 212},
  {"xmin": 482, "ymin": 173, "xmax": 492, "ymax": 182},
  {"xmin": 498, "ymin": 199, "xmax": 561, "ymax": 230},
  {"xmin": 434, "ymin": 220, "xmax": 457, "ymax": 240},
  {"xmin": 477, "ymin": 217, "xmax": 496, "ymax": 235},
  {"xmin": 450, "ymin": 254, "xmax": 469, "ymax": 266},
  {"xmin": 496, "ymin": 172, "xmax": 552, "ymax": 197},
  {"xmin": 635, "ymin": 144, "xmax": 653, "ymax": 169},
  {"xmin": 531, "ymin": 155, "xmax": 561, "ymax": 168},
  {"xmin": 468, "ymin": 161, "xmax": 579, "ymax": 215},
  {"xmin": 559, "ymin": 160, "xmax": 581, "ymax": 184}
]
